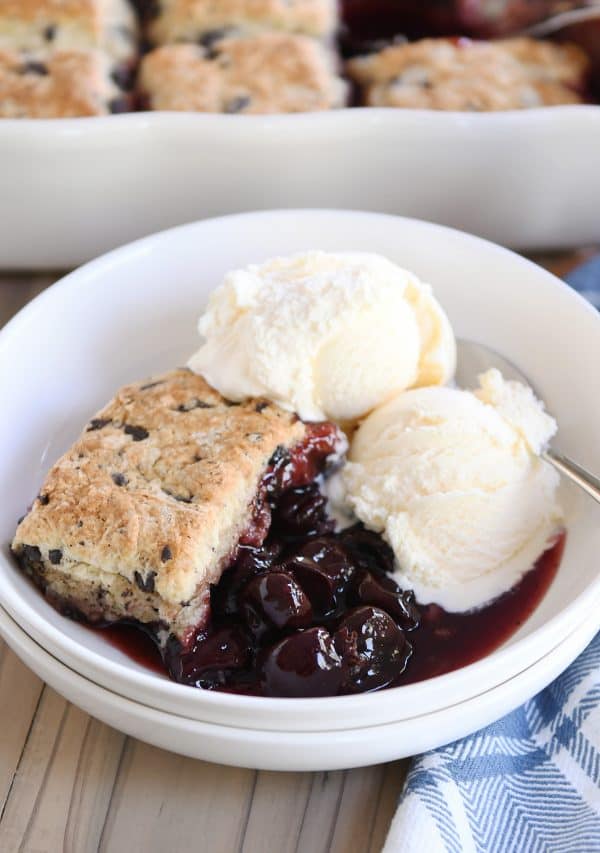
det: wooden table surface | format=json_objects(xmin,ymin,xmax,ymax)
[{"xmin": 0, "ymin": 250, "xmax": 595, "ymax": 853}]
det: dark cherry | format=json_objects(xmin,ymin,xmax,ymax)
[
  {"xmin": 339, "ymin": 525, "xmax": 396, "ymax": 576},
  {"xmin": 174, "ymin": 625, "xmax": 252, "ymax": 688},
  {"xmin": 335, "ymin": 606, "xmax": 411, "ymax": 694},
  {"xmin": 351, "ymin": 570, "xmax": 420, "ymax": 631},
  {"xmin": 260, "ymin": 627, "xmax": 346, "ymax": 698},
  {"xmin": 270, "ymin": 483, "xmax": 334, "ymax": 540},
  {"xmin": 285, "ymin": 538, "xmax": 354, "ymax": 617},
  {"xmin": 240, "ymin": 571, "xmax": 313, "ymax": 638},
  {"xmin": 293, "ymin": 538, "xmax": 355, "ymax": 579},
  {"xmin": 211, "ymin": 542, "xmax": 282, "ymax": 619}
]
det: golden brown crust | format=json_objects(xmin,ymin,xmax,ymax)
[
  {"xmin": 346, "ymin": 37, "xmax": 589, "ymax": 111},
  {"xmin": 147, "ymin": 0, "xmax": 338, "ymax": 44},
  {"xmin": 0, "ymin": 48, "xmax": 127, "ymax": 117},
  {"xmin": 1, "ymin": 0, "xmax": 105, "ymax": 17},
  {"xmin": 138, "ymin": 35, "xmax": 347, "ymax": 113},
  {"xmin": 0, "ymin": 0, "xmax": 138, "ymax": 62},
  {"xmin": 12, "ymin": 369, "xmax": 308, "ymax": 642}
]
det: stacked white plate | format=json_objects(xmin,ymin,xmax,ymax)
[{"xmin": 0, "ymin": 210, "xmax": 598, "ymax": 771}]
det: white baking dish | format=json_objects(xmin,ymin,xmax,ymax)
[{"xmin": 2, "ymin": 105, "xmax": 599, "ymax": 269}]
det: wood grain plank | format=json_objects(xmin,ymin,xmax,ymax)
[
  {"xmin": 0, "ymin": 277, "xmax": 55, "ymax": 327},
  {"xmin": 295, "ymin": 771, "xmax": 346, "ymax": 853},
  {"xmin": 368, "ymin": 763, "xmax": 410, "ymax": 853},
  {"xmin": 0, "ymin": 687, "xmax": 67, "ymax": 852},
  {"xmin": 0, "ymin": 687, "xmax": 124, "ymax": 853},
  {"xmin": 61, "ymin": 718, "xmax": 126, "ymax": 853},
  {"xmin": 241, "ymin": 771, "xmax": 314, "ymax": 853},
  {"xmin": 100, "ymin": 742, "xmax": 256, "ymax": 853},
  {"xmin": 328, "ymin": 764, "xmax": 388, "ymax": 853},
  {"xmin": 0, "ymin": 644, "xmax": 44, "ymax": 815}
]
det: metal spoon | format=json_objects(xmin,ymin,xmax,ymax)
[
  {"xmin": 519, "ymin": 5, "xmax": 600, "ymax": 38},
  {"xmin": 456, "ymin": 339, "xmax": 600, "ymax": 504}
]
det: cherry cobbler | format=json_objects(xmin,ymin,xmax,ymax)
[
  {"xmin": 138, "ymin": 34, "xmax": 347, "ymax": 114},
  {"xmin": 0, "ymin": 0, "xmax": 594, "ymax": 117},
  {"xmin": 12, "ymin": 366, "xmax": 564, "ymax": 697}
]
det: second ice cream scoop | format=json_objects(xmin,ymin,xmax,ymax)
[{"xmin": 341, "ymin": 367, "xmax": 563, "ymax": 611}]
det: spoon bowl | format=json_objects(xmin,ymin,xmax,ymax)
[{"xmin": 456, "ymin": 338, "xmax": 600, "ymax": 504}]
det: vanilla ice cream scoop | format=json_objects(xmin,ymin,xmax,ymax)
[
  {"xmin": 341, "ymin": 369, "xmax": 562, "ymax": 611},
  {"xmin": 188, "ymin": 251, "xmax": 455, "ymax": 422}
]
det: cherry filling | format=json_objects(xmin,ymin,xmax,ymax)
[
  {"xmin": 238, "ymin": 422, "xmax": 342, "ymax": 548},
  {"xmin": 164, "ymin": 510, "xmax": 421, "ymax": 697},
  {"xmin": 98, "ymin": 424, "xmax": 565, "ymax": 698},
  {"xmin": 103, "ymin": 508, "xmax": 564, "ymax": 696}
]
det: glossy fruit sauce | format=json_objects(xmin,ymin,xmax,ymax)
[{"xmin": 100, "ymin": 466, "xmax": 565, "ymax": 697}]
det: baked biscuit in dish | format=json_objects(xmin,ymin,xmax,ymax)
[
  {"xmin": 346, "ymin": 37, "xmax": 589, "ymax": 111},
  {"xmin": 138, "ymin": 34, "xmax": 347, "ymax": 113},
  {"xmin": 0, "ymin": 0, "xmax": 138, "ymax": 63},
  {"xmin": 0, "ymin": 47, "xmax": 131, "ymax": 117},
  {"xmin": 12, "ymin": 369, "xmax": 343, "ymax": 649},
  {"xmin": 146, "ymin": 0, "xmax": 338, "ymax": 45}
]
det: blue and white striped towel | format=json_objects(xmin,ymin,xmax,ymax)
[{"xmin": 384, "ymin": 256, "xmax": 600, "ymax": 853}]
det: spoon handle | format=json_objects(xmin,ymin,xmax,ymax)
[
  {"xmin": 522, "ymin": 6, "xmax": 600, "ymax": 38},
  {"xmin": 543, "ymin": 447, "xmax": 600, "ymax": 504}
]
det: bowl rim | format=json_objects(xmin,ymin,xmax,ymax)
[{"xmin": 1, "ymin": 208, "xmax": 599, "ymax": 724}]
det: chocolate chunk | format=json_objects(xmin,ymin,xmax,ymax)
[
  {"xmin": 48, "ymin": 549, "xmax": 63, "ymax": 565},
  {"xmin": 38, "ymin": 493, "xmax": 50, "ymax": 506},
  {"xmin": 23, "ymin": 61, "xmax": 48, "ymax": 76},
  {"xmin": 87, "ymin": 418, "xmax": 111, "ymax": 432},
  {"xmin": 44, "ymin": 25, "xmax": 57, "ymax": 42},
  {"xmin": 111, "ymin": 472, "xmax": 128, "ymax": 487},
  {"xmin": 269, "ymin": 445, "xmax": 290, "ymax": 468},
  {"xmin": 124, "ymin": 424, "xmax": 149, "ymax": 441},
  {"xmin": 225, "ymin": 95, "xmax": 251, "ymax": 114},
  {"xmin": 255, "ymin": 401, "xmax": 269, "ymax": 413},
  {"xmin": 22, "ymin": 544, "xmax": 42, "ymax": 563},
  {"xmin": 109, "ymin": 96, "xmax": 131, "ymax": 114},
  {"xmin": 164, "ymin": 489, "xmax": 193, "ymax": 504},
  {"xmin": 111, "ymin": 66, "xmax": 135, "ymax": 91},
  {"xmin": 199, "ymin": 28, "xmax": 230, "ymax": 50},
  {"xmin": 176, "ymin": 398, "xmax": 214, "ymax": 412},
  {"xmin": 141, "ymin": 0, "xmax": 162, "ymax": 19},
  {"xmin": 134, "ymin": 570, "xmax": 156, "ymax": 593},
  {"xmin": 161, "ymin": 545, "xmax": 172, "ymax": 562},
  {"xmin": 201, "ymin": 29, "xmax": 232, "ymax": 59}
]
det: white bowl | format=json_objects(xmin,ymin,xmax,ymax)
[
  {"xmin": 1, "ymin": 107, "xmax": 600, "ymax": 269},
  {"xmin": 0, "ymin": 601, "xmax": 597, "ymax": 771},
  {"xmin": 0, "ymin": 210, "xmax": 599, "ymax": 733}
]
